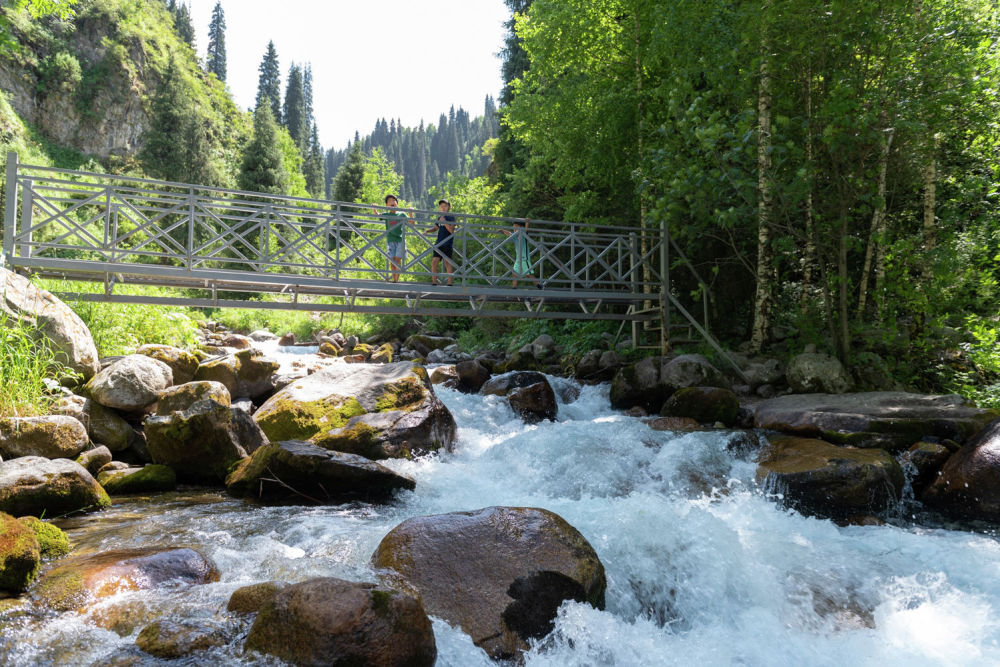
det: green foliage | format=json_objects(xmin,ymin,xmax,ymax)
[
  {"xmin": 239, "ymin": 103, "xmax": 288, "ymax": 195},
  {"xmin": 358, "ymin": 147, "xmax": 404, "ymax": 206},
  {"xmin": 0, "ymin": 313, "xmax": 68, "ymax": 418},
  {"xmin": 255, "ymin": 40, "xmax": 281, "ymax": 121},
  {"xmin": 282, "ymin": 63, "xmax": 307, "ymax": 153},
  {"xmin": 36, "ymin": 50, "xmax": 80, "ymax": 93},
  {"xmin": 332, "ymin": 142, "xmax": 365, "ymax": 204},
  {"xmin": 428, "ymin": 170, "xmax": 503, "ymax": 217},
  {"xmin": 205, "ymin": 0, "xmax": 225, "ymax": 82}
]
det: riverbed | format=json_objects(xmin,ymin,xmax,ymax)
[{"xmin": 2, "ymin": 350, "xmax": 1000, "ymax": 666}]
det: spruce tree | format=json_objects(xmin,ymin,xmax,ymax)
[
  {"xmin": 206, "ymin": 1, "xmax": 226, "ymax": 82},
  {"xmin": 282, "ymin": 63, "xmax": 308, "ymax": 154},
  {"xmin": 255, "ymin": 41, "xmax": 281, "ymax": 121},
  {"xmin": 303, "ymin": 64, "xmax": 315, "ymax": 130},
  {"xmin": 303, "ymin": 126, "xmax": 326, "ymax": 199},
  {"xmin": 173, "ymin": 2, "xmax": 195, "ymax": 47},
  {"xmin": 332, "ymin": 142, "xmax": 366, "ymax": 204},
  {"xmin": 239, "ymin": 103, "xmax": 288, "ymax": 196},
  {"xmin": 140, "ymin": 58, "xmax": 189, "ymax": 182}
]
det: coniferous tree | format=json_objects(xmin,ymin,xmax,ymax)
[
  {"xmin": 206, "ymin": 1, "xmax": 226, "ymax": 82},
  {"xmin": 303, "ymin": 126, "xmax": 326, "ymax": 199},
  {"xmin": 239, "ymin": 103, "xmax": 288, "ymax": 195},
  {"xmin": 255, "ymin": 41, "xmax": 281, "ymax": 120},
  {"xmin": 172, "ymin": 2, "xmax": 195, "ymax": 47},
  {"xmin": 303, "ymin": 64, "xmax": 315, "ymax": 130},
  {"xmin": 332, "ymin": 142, "xmax": 366, "ymax": 204},
  {"xmin": 140, "ymin": 58, "xmax": 190, "ymax": 181},
  {"xmin": 282, "ymin": 63, "xmax": 308, "ymax": 154}
]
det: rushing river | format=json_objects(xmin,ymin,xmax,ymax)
[{"xmin": 4, "ymin": 348, "xmax": 1000, "ymax": 666}]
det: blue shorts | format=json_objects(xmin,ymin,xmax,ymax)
[{"xmin": 387, "ymin": 240, "xmax": 405, "ymax": 258}]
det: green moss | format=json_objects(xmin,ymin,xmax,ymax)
[
  {"xmin": 18, "ymin": 516, "xmax": 70, "ymax": 559},
  {"xmin": 312, "ymin": 422, "xmax": 384, "ymax": 459},
  {"xmin": 376, "ymin": 377, "xmax": 427, "ymax": 412},
  {"xmin": 370, "ymin": 589, "xmax": 393, "ymax": 618},
  {"xmin": 98, "ymin": 465, "xmax": 177, "ymax": 495},
  {"xmin": 225, "ymin": 445, "xmax": 278, "ymax": 496},
  {"xmin": 31, "ymin": 569, "xmax": 86, "ymax": 611},
  {"xmin": 256, "ymin": 396, "xmax": 366, "ymax": 443},
  {"xmin": 0, "ymin": 513, "xmax": 41, "ymax": 592}
]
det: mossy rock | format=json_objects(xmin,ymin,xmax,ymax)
[
  {"xmin": 0, "ymin": 416, "xmax": 90, "ymax": 460},
  {"xmin": 136, "ymin": 345, "xmax": 199, "ymax": 385},
  {"xmin": 660, "ymin": 387, "xmax": 740, "ymax": 426},
  {"xmin": 155, "ymin": 381, "xmax": 231, "ymax": 415},
  {"xmin": 228, "ymin": 581, "xmax": 286, "ymax": 613},
  {"xmin": 97, "ymin": 465, "xmax": 177, "ymax": 495},
  {"xmin": 352, "ymin": 343, "xmax": 375, "ymax": 358},
  {"xmin": 0, "ymin": 457, "xmax": 111, "ymax": 518},
  {"xmin": 136, "ymin": 619, "xmax": 226, "ymax": 659},
  {"xmin": 194, "ymin": 349, "xmax": 279, "ymax": 400},
  {"xmin": 370, "ymin": 343, "xmax": 394, "ymax": 364},
  {"xmin": 18, "ymin": 516, "xmax": 70, "ymax": 559},
  {"xmin": 0, "ymin": 512, "xmax": 40, "ymax": 593}
]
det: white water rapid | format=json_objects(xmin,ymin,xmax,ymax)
[{"xmin": 4, "ymin": 352, "xmax": 1000, "ymax": 666}]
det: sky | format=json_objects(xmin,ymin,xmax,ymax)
[{"xmin": 185, "ymin": 0, "xmax": 510, "ymax": 151}]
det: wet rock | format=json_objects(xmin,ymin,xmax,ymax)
[
  {"xmin": 226, "ymin": 440, "xmax": 415, "ymax": 504},
  {"xmin": 371, "ymin": 506, "xmax": 606, "ymax": 660},
  {"xmin": 659, "ymin": 387, "xmax": 740, "ymax": 427},
  {"xmin": 575, "ymin": 350, "xmax": 602, "ymax": 380},
  {"xmin": 18, "ymin": 516, "xmax": 70, "ymax": 559},
  {"xmin": 1, "ymin": 267, "xmax": 100, "ymax": 381},
  {"xmin": 136, "ymin": 619, "xmax": 227, "ymax": 659},
  {"xmin": 786, "ymin": 352, "xmax": 853, "ymax": 394},
  {"xmin": 481, "ymin": 370, "xmax": 548, "ymax": 397},
  {"xmin": 154, "ymin": 381, "xmax": 231, "ymax": 415},
  {"xmin": 144, "ymin": 399, "xmax": 262, "ymax": 482},
  {"xmin": 429, "ymin": 365, "xmax": 458, "ymax": 386},
  {"xmin": 135, "ymin": 344, "xmax": 199, "ymax": 385},
  {"xmin": 97, "ymin": 464, "xmax": 177, "ymax": 495},
  {"xmin": 660, "ymin": 354, "xmax": 727, "ymax": 394},
  {"xmin": 900, "ymin": 442, "xmax": 952, "ymax": 495},
  {"xmin": 86, "ymin": 355, "xmax": 173, "ymax": 412},
  {"xmin": 610, "ymin": 356, "xmax": 664, "ymax": 410},
  {"xmin": 255, "ymin": 362, "xmax": 456, "ymax": 460},
  {"xmin": 52, "ymin": 395, "xmax": 135, "ymax": 452},
  {"xmin": 76, "ymin": 446, "xmax": 113, "ymax": 476},
  {"xmin": 318, "ymin": 341, "xmax": 340, "ymax": 356},
  {"xmin": 456, "ymin": 359, "xmax": 491, "ymax": 394},
  {"xmin": 228, "ymin": 581, "xmax": 286, "ymax": 613},
  {"xmin": 921, "ymin": 419, "xmax": 1000, "ymax": 522},
  {"xmin": 97, "ymin": 461, "xmax": 131, "ymax": 474},
  {"xmin": 0, "ymin": 512, "xmax": 40, "ymax": 592},
  {"xmin": 278, "ymin": 333, "xmax": 296, "ymax": 346},
  {"xmin": 753, "ymin": 392, "xmax": 998, "ymax": 452},
  {"xmin": 0, "ymin": 457, "xmax": 110, "ymax": 517},
  {"xmin": 0, "ymin": 416, "xmax": 89, "ymax": 459},
  {"xmin": 404, "ymin": 334, "xmax": 456, "ymax": 357},
  {"xmin": 644, "ymin": 416, "xmax": 701, "ymax": 432},
  {"xmin": 370, "ymin": 343, "xmax": 394, "ymax": 364},
  {"xmin": 508, "ymin": 382, "xmax": 558, "ymax": 424},
  {"xmin": 755, "ymin": 436, "xmax": 904, "ymax": 520},
  {"xmin": 250, "ymin": 330, "xmax": 277, "ymax": 342},
  {"xmin": 222, "ymin": 334, "xmax": 252, "ymax": 350},
  {"xmin": 194, "ymin": 349, "xmax": 279, "ymax": 400},
  {"xmin": 244, "ymin": 577, "xmax": 436, "ymax": 667},
  {"xmin": 31, "ymin": 547, "xmax": 219, "ymax": 611}
]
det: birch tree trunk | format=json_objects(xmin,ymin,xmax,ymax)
[
  {"xmin": 800, "ymin": 72, "xmax": 816, "ymax": 313},
  {"xmin": 922, "ymin": 134, "xmax": 938, "ymax": 283},
  {"xmin": 857, "ymin": 127, "xmax": 894, "ymax": 317},
  {"xmin": 750, "ymin": 20, "xmax": 774, "ymax": 354}
]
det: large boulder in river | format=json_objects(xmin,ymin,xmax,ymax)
[
  {"xmin": 97, "ymin": 464, "xmax": 177, "ymax": 495},
  {"xmin": 660, "ymin": 387, "xmax": 740, "ymax": 426},
  {"xmin": 921, "ymin": 419, "xmax": 1000, "ymax": 522},
  {"xmin": 756, "ymin": 436, "xmax": 904, "ymax": 520},
  {"xmin": 0, "ymin": 457, "xmax": 110, "ymax": 517},
  {"xmin": 244, "ymin": 577, "xmax": 436, "ymax": 667},
  {"xmin": 482, "ymin": 371, "xmax": 557, "ymax": 423},
  {"xmin": 226, "ymin": 440, "xmax": 415, "ymax": 504},
  {"xmin": 31, "ymin": 547, "xmax": 218, "ymax": 611},
  {"xmin": 136, "ymin": 344, "xmax": 199, "ymax": 385},
  {"xmin": 610, "ymin": 356, "xmax": 664, "ymax": 411},
  {"xmin": 0, "ymin": 416, "xmax": 89, "ymax": 459},
  {"xmin": 371, "ymin": 506, "xmax": 606, "ymax": 660},
  {"xmin": 786, "ymin": 352, "xmax": 853, "ymax": 394},
  {"xmin": 900, "ymin": 442, "xmax": 952, "ymax": 495},
  {"xmin": 144, "ymin": 399, "xmax": 265, "ymax": 482},
  {"xmin": 0, "ymin": 512, "xmax": 41, "ymax": 592},
  {"xmin": 52, "ymin": 395, "xmax": 135, "ymax": 452},
  {"xmin": 753, "ymin": 392, "xmax": 999, "ymax": 452},
  {"xmin": 455, "ymin": 359, "xmax": 491, "ymax": 393},
  {"xmin": 86, "ymin": 354, "xmax": 173, "ymax": 412},
  {"xmin": 254, "ymin": 362, "xmax": 455, "ymax": 460},
  {"xmin": 194, "ymin": 348, "xmax": 279, "ymax": 400},
  {"xmin": 1, "ymin": 267, "xmax": 100, "ymax": 381}
]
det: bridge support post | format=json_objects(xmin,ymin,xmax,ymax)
[
  {"xmin": 661, "ymin": 216, "xmax": 670, "ymax": 353},
  {"xmin": 3, "ymin": 151, "xmax": 18, "ymax": 267},
  {"xmin": 18, "ymin": 178, "xmax": 33, "ymax": 259}
]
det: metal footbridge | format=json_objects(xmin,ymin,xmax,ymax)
[{"xmin": 2, "ymin": 152, "xmax": 732, "ymax": 361}]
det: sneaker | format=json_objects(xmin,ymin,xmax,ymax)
[{"xmin": 536, "ymin": 283, "xmax": 543, "ymax": 290}]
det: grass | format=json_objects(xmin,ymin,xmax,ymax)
[{"xmin": 0, "ymin": 314, "xmax": 68, "ymax": 418}]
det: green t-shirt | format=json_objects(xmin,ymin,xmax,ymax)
[{"xmin": 381, "ymin": 211, "xmax": 408, "ymax": 243}]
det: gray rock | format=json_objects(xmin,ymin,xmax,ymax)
[
  {"xmin": 76, "ymin": 446, "xmax": 113, "ymax": 476},
  {"xmin": 481, "ymin": 371, "xmax": 549, "ymax": 397},
  {"xmin": 1, "ymin": 267, "xmax": 100, "ymax": 381},
  {"xmin": 531, "ymin": 334, "xmax": 556, "ymax": 359},
  {"xmin": 155, "ymin": 381, "xmax": 231, "ymax": 415},
  {"xmin": 742, "ymin": 357, "xmax": 785, "ymax": 388},
  {"xmin": 426, "ymin": 349, "xmax": 449, "ymax": 364},
  {"xmin": 249, "ymin": 330, "xmax": 278, "ymax": 342},
  {"xmin": 51, "ymin": 394, "xmax": 135, "ymax": 452},
  {"xmin": 86, "ymin": 355, "xmax": 173, "ymax": 412},
  {"xmin": 404, "ymin": 334, "xmax": 456, "ymax": 357},
  {"xmin": 922, "ymin": 420, "xmax": 1000, "ymax": 522},
  {"xmin": 660, "ymin": 354, "xmax": 726, "ymax": 393},
  {"xmin": 144, "ymin": 400, "xmax": 255, "ymax": 482},
  {"xmin": 0, "ymin": 416, "xmax": 89, "ymax": 459},
  {"xmin": 193, "ymin": 349, "xmax": 279, "ymax": 400},
  {"xmin": 786, "ymin": 352, "xmax": 853, "ymax": 394},
  {"xmin": 135, "ymin": 344, "xmax": 199, "ymax": 385},
  {"xmin": 0, "ymin": 457, "xmax": 109, "ymax": 517},
  {"xmin": 609, "ymin": 357, "xmax": 664, "ymax": 410}
]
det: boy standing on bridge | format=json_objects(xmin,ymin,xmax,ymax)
[
  {"xmin": 426, "ymin": 198, "xmax": 456, "ymax": 286},
  {"xmin": 372, "ymin": 194, "xmax": 411, "ymax": 283}
]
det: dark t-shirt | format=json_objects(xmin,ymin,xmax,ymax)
[{"xmin": 435, "ymin": 215, "xmax": 456, "ymax": 246}]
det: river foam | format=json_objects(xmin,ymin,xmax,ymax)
[{"xmin": 3, "ymin": 373, "xmax": 1000, "ymax": 665}]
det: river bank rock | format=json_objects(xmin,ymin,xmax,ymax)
[
  {"xmin": 610, "ymin": 356, "xmax": 664, "ymax": 411},
  {"xmin": 756, "ymin": 436, "xmax": 904, "ymax": 520},
  {"xmin": 753, "ymin": 392, "xmax": 999, "ymax": 452},
  {"xmin": 76, "ymin": 446, "xmax": 113, "ymax": 476},
  {"xmin": 155, "ymin": 381, "xmax": 231, "ymax": 415},
  {"xmin": 254, "ymin": 362, "xmax": 456, "ymax": 460},
  {"xmin": 660, "ymin": 387, "xmax": 740, "ymax": 426},
  {"xmin": 18, "ymin": 515, "xmax": 70, "ymax": 559},
  {"xmin": 575, "ymin": 349, "xmax": 622, "ymax": 383},
  {"xmin": 660, "ymin": 354, "xmax": 727, "ymax": 394},
  {"xmin": 0, "ymin": 512, "xmax": 40, "ymax": 592},
  {"xmin": 31, "ymin": 547, "xmax": 219, "ymax": 611},
  {"xmin": 136, "ymin": 344, "xmax": 199, "ymax": 385},
  {"xmin": 921, "ymin": 419, "xmax": 1000, "ymax": 522},
  {"xmin": 371, "ymin": 506, "xmax": 606, "ymax": 659},
  {"xmin": 97, "ymin": 464, "xmax": 177, "ymax": 495},
  {"xmin": 244, "ymin": 577, "xmax": 436, "ymax": 667},
  {"xmin": 52, "ymin": 395, "xmax": 135, "ymax": 452},
  {"xmin": 456, "ymin": 359, "xmax": 491, "ymax": 393},
  {"xmin": 370, "ymin": 343, "xmax": 394, "ymax": 364},
  {"xmin": 144, "ymin": 399, "xmax": 264, "ymax": 482},
  {"xmin": 86, "ymin": 355, "xmax": 173, "ymax": 412},
  {"xmin": 228, "ymin": 581, "xmax": 286, "ymax": 613},
  {"xmin": 0, "ymin": 457, "xmax": 110, "ymax": 517},
  {"xmin": 1, "ymin": 267, "xmax": 100, "ymax": 381},
  {"xmin": 136, "ymin": 619, "xmax": 227, "ymax": 659},
  {"xmin": 900, "ymin": 442, "xmax": 952, "ymax": 495},
  {"xmin": 404, "ymin": 334, "xmax": 456, "ymax": 357},
  {"xmin": 0, "ymin": 416, "xmax": 89, "ymax": 459},
  {"xmin": 194, "ymin": 349, "xmax": 279, "ymax": 400},
  {"xmin": 786, "ymin": 352, "xmax": 853, "ymax": 394},
  {"xmin": 226, "ymin": 440, "xmax": 415, "ymax": 504}
]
